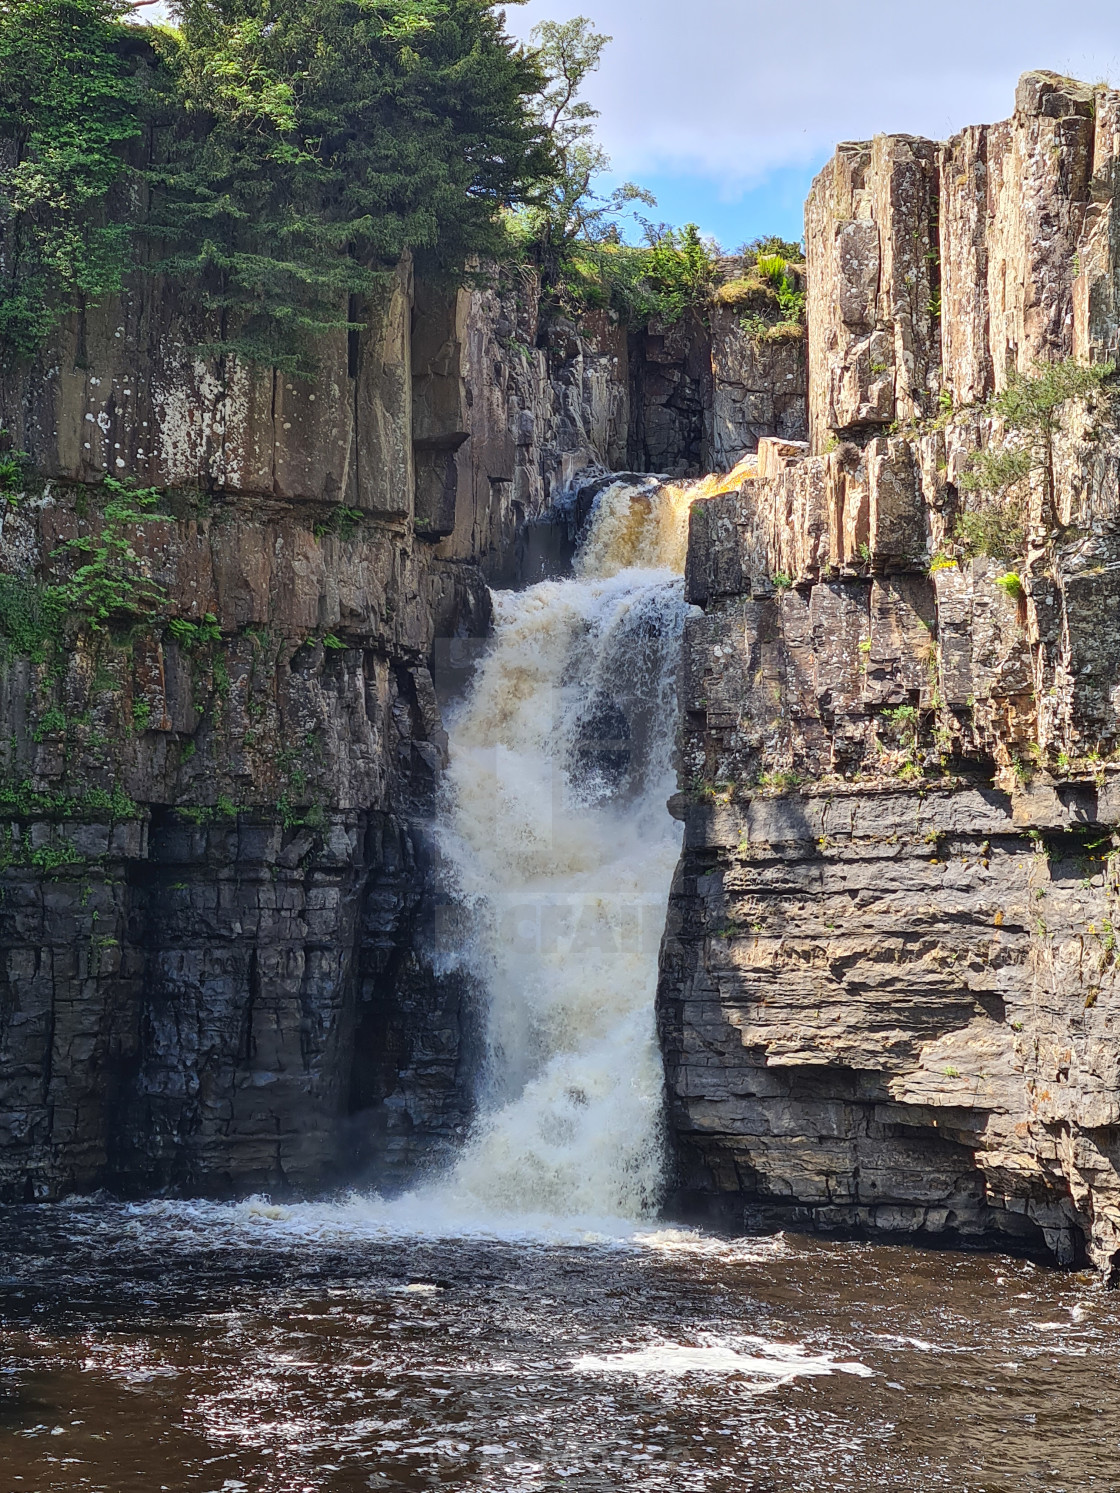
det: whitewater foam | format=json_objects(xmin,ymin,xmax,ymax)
[
  {"xmin": 95, "ymin": 476, "xmax": 703, "ymax": 1244},
  {"xmin": 570, "ymin": 1335, "xmax": 873, "ymax": 1386}
]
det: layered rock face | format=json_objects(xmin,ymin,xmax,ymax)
[
  {"xmin": 0, "ymin": 219, "xmax": 787, "ymax": 1200},
  {"xmin": 626, "ymin": 264, "xmax": 808, "ymax": 479},
  {"xmin": 0, "ymin": 253, "xmax": 662, "ymax": 1201},
  {"xmin": 660, "ymin": 73, "xmax": 1120, "ymax": 1272}
]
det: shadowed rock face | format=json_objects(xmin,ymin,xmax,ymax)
[
  {"xmin": 0, "ymin": 254, "xmax": 627, "ymax": 1202},
  {"xmin": 0, "ymin": 203, "xmax": 792, "ymax": 1202},
  {"xmin": 0, "ymin": 474, "xmax": 490, "ymax": 1201},
  {"xmin": 659, "ymin": 72, "xmax": 1120, "ymax": 1274}
]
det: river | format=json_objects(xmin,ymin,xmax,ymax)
[{"xmin": 2, "ymin": 1199, "xmax": 1118, "ymax": 1490}]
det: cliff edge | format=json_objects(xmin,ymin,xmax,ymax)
[{"xmin": 659, "ymin": 73, "xmax": 1120, "ymax": 1273}]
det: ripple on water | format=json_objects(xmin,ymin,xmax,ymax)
[{"xmin": 3, "ymin": 1201, "xmax": 1120, "ymax": 1492}]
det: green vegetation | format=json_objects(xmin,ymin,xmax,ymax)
[
  {"xmin": 879, "ymin": 703, "xmax": 921, "ymax": 773},
  {"xmin": 958, "ymin": 447, "xmax": 1033, "ymax": 503},
  {"xmin": 995, "ymin": 571, "xmax": 1024, "ymax": 603},
  {"xmin": 739, "ymin": 235, "xmax": 803, "ymax": 265},
  {"xmin": 505, "ymin": 16, "xmax": 767, "ymax": 330},
  {"xmin": 958, "ymin": 357, "xmax": 1116, "ymax": 541},
  {"xmin": 29, "ymin": 840, "xmax": 84, "ymax": 871},
  {"xmin": 882, "ymin": 704, "xmax": 918, "ymax": 729},
  {"xmin": 0, "ymin": 473, "xmax": 175, "ymax": 654},
  {"xmin": 515, "ymin": 17, "xmax": 652, "ymax": 259},
  {"xmin": 0, "ymin": 0, "xmax": 142, "ymax": 356},
  {"xmin": 312, "ymin": 506, "xmax": 365, "ymax": 542},
  {"xmin": 32, "ymin": 706, "xmax": 66, "ymax": 742},
  {"xmin": 0, "ymin": 778, "xmax": 138, "ymax": 819},
  {"xmin": 0, "ymin": 572, "xmax": 65, "ymax": 660},
  {"xmin": 174, "ymin": 792, "xmax": 240, "ymax": 825},
  {"xmin": 757, "ymin": 769, "xmax": 802, "ymax": 791},
  {"xmin": 51, "ymin": 477, "xmax": 171, "ymax": 627},
  {"xmin": 937, "ymin": 359, "xmax": 1119, "ymax": 572},
  {"xmin": 277, "ymin": 791, "xmax": 326, "ymax": 831},
  {"xmin": 638, "ymin": 225, "xmax": 721, "ymax": 325},
  {"xmin": 543, "ymin": 224, "xmax": 720, "ymax": 327},
  {"xmin": 0, "ymin": 1, "xmax": 797, "ymax": 357},
  {"xmin": 167, "ymin": 613, "xmax": 221, "ymax": 649},
  {"xmin": 0, "ymin": 0, "xmax": 553, "ymax": 367},
  {"xmin": 952, "ymin": 505, "xmax": 1026, "ymax": 563},
  {"xmin": 714, "ymin": 250, "xmax": 805, "ymax": 342},
  {"xmin": 0, "ymin": 448, "xmax": 28, "ymax": 494},
  {"xmin": 159, "ymin": 0, "xmax": 551, "ymax": 365}
]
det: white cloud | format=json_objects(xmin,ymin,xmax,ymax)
[{"xmin": 505, "ymin": 0, "xmax": 1120, "ymax": 186}]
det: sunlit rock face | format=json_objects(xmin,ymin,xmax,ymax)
[{"xmin": 659, "ymin": 73, "xmax": 1120, "ymax": 1275}]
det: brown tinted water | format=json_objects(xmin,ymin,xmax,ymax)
[{"xmin": 1, "ymin": 1201, "xmax": 1119, "ymax": 1492}]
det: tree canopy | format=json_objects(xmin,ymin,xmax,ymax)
[
  {"xmin": 505, "ymin": 14, "xmax": 721, "ymax": 329},
  {"xmin": 0, "ymin": 0, "xmax": 796, "ymax": 361},
  {"xmin": 0, "ymin": 0, "xmax": 143, "ymax": 355},
  {"xmin": 519, "ymin": 15, "xmax": 651, "ymax": 252},
  {"xmin": 0, "ymin": 0, "xmax": 554, "ymax": 364}
]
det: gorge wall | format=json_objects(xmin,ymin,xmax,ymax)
[
  {"xmin": 14, "ymin": 55, "xmax": 1120, "ymax": 1280},
  {"xmin": 0, "ymin": 226, "xmax": 790, "ymax": 1200},
  {"xmin": 659, "ymin": 72, "xmax": 1120, "ymax": 1273}
]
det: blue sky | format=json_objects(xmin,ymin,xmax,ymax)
[
  {"xmin": 605, "ymin": 165, "xmax": 818, "ymax": 256},
  {"xmin": 504, "ymin": 0, "xmax": 1120, "ymax": 252}
]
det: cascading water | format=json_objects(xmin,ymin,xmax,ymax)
[{"xmin": 417, "ymin": 476, "xmax": 698, "ymax": 1228}]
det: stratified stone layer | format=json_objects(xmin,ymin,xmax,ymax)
[
  {"xmin": 660, "ymin": 74, "xmax": 1120, "ymax": 1274},
  {"xmin": 0, "ymin": 256, "xmax": 630, "ymax": 1201},
  {"xmin": 0, "ymin": 208, "xmax": 791, "ymax": 1202}
]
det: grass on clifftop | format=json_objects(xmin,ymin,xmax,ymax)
[
  {"xmin": 534, "ymin": 224, "xmax": 722, "ymax": 328},
  {"xmin": 713, "ymin": 251, "xmax": 806, "ymax": 342}
]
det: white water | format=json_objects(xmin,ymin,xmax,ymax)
[{"xmin": 414, "ymin": 476, "xmax": 697, "ymax": 1230}]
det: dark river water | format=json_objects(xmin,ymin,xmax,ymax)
[{"xmin": 1, "ymin": 1200, "xmax": 1118, "ymax": 1491}]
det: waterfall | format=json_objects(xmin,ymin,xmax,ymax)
[{"xmin": 422, "ymin": 476, "xmax": 697, "ymax": 1227}]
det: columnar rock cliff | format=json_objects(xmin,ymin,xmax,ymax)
[
  {"xmin": 22, "ymin": 57, "xmax": 1120, "ymax": 1271},
  {"xmin": 659, "ymin": 72, "xmax": 1120, "ymax": 1273},
  {"xmin": 0, "ymin": 228, "xmax": 786, "ymax": 1200},
  {"xmin": 0, "ymin": 253, "xmax": 630, "ymax": 1200}
]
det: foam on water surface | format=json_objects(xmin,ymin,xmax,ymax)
[{"xmin": 571, "ymin": 1338, "xmax": 874, "ymax": 1385}]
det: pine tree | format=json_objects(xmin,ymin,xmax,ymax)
[
  {"xmin": 0, "ymin": 0, "xmax": 554, "ymax": 366},
  {"xmin": 143, "ymin": 0, "xmax": 556, "ymax": 368}
]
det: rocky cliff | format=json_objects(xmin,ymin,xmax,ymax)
[
  {"xmin": 0, "ymin": 230, "xmax": 784, "ymax": 1200},
  {"xmin": 0, "ymin": 252, "xmax": 625, "ymax": 1200},
  {"xmin": 659, "ymin": 72, "xmax": 1120, "ymax": 1274}
]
